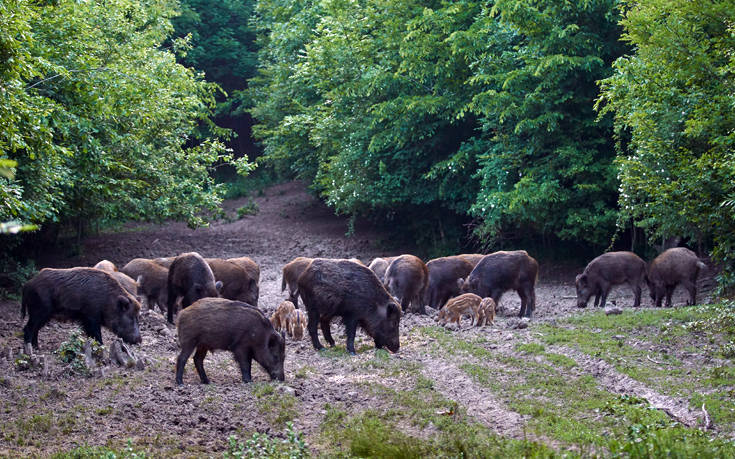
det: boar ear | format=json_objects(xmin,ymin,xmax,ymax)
[
  {"xmin": 576, "ymin": 274, "xmax": 586, "ymax": 286},
  {"xmin": 135, "ymin": 275, "xmax": 143, "ymax": 287},
  {"xmin": 387, "ymin": 302, "xmax": 401, "ymax": 317},
  {"xmin": 215, "ymin": 281, "xmax": 223, "ymax": 293},
  {"xmin": 117, "ymin": 295, "xmax": 130, "ymax": 312}
]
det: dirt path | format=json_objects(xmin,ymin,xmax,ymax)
[{"xmin": 0, "ymin": 180, "xmax": 720, "ymax": 455}]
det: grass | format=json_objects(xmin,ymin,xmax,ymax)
[
  {"xmin": 252, "ymin": 383, "xmax": 298, "ymax": 427},
  {"xmin": 417, "ymin": 308, "xmax": 735, "ymax": 455}
]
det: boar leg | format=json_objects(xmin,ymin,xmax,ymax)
[
  {"xmin": 307, "ymin": 312, "xmax": 324, "ymax": 351},
  {"xmin": 344, "ymin": 318, "xmax": 358, "ymax": 355},
  {"xmin": 175, "ymin": 343, "xmax": 196, "ymax": 385},
  {"xmin": 193, "ymin": 347, "xmax": 210, "ymax": 384},
  {"xmin": 683, "ymin": 280, "xmax": 697, "ymax": 306},
  {"xmin": 81, "ymin": 318, "xmax": 103, "ymax": 344},
  {"xmin": 631, "ymin": 282, "xmax": 642, "ymax": 308},
  {"xmin": 166, "ymin": 290, "xmax": 177, "ymax": 324},
  {"xmin": 665, "ymin": 285, "xmax": 674, "ymax": 308},
  {"xmin": 525, "ymin": 286, "xmax": 536, "ymax": 318},
  {"xmin": 234, "ymin": 348, "xmax": 252, "ymax": 383},
  {"xmin": 414, "ymin": 295, "xmax": 427, "ymax": 315},
  {"xmin": 598, "ymin": 283, "xmax": 611, "ymax": 308},
  {"xmin": 320, "ymin": 317, "xmax": 335, "ymax": 347},
  {"xmin": 24, "ymin": 313, "xmax": 49, "ymax": 349},
  {"xmin": 593, "ymin": 290, "xmax": 601, "ymax": 307}
]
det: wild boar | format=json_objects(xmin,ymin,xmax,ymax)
[
  {"xmin": 21, "ymin": 268, "xmax": 142, "ymax": 347},
  {"xmin": 121, "ymin": 258, "xmax": 169, "ymax": 312},
  {"xmin": 425, "ymin": 256, "xmax": 475, "ymax": 310},
  {"xmin": 286, "ymin": 309, "xmax": 307, "ymax": 340},
  {"xmin": 176, "ymin": 298, "xmax": 285, "ymax": 384},
  {"xmin": 384, "ymin": 255, "xmax": 429, "ymax": 314},
  {"xmin": 647, "ymin": 247, "xmax": 706, "ymax": 307},
  {"xmin": 478, "ymin": 297, "xmax": 496, "ymax": 326},
  {"xmin": 281, "ymin": 257, "xmax": 313, "ymax": 307},
  {"xmin": 94, "ymin": 260, "xmax": 118, "ymax": 272},
  {"xmin": 297, "ymin": 258, "xmax": 401, "ymax": 354},
  {"xmin": 575, "ymin": 251, "xmax": 646, "ymax": 309},
  {"xmin": 227, "ymin": 257, "xmax": 261, "ymax": 304},
  {"xmin": 270, "ymin": 300, "xmax": 296, "ymax": 333},
  {"xmin": 368, "ymin": 257, "xmax": 396, "ymax": 282},
  {"xmin": 109, "ymin": 271, "xmax": 140, "ymax": 299},
  {"xmin": 153, "ymin": 257, "xmax": 175, "ymax": 268},
  {"xmin": 206, "ymin": 258, "xmax": 259, "ymax": 306},
  {"xmin": 460, "ymin": 250, "xmax": 539, "ymax": 318},
  {"xmin": 435, "ymin": 293, "xmax": 483, "ymax": 327},
  {"xmin": 167, "ymin": 252, "xmax": 222, "ymax": 324},
  {"xmin": 458, "ymin": 254, "xmax": 485, "ymax": 268}
]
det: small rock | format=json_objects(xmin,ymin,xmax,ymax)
[
  {"xmin": 605, "ymin": 307, "xmax": 623, "ymax": 315},
  {"xmin": 612, "ymin": 335, "xmax": 626, "ymax": 341},
  {"xmin": 278, "ymin": 385, "xmax": 296, "ymax": 396}
]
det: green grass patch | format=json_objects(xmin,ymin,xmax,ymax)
[
  {"xmin": 252, "ymin": 383, "xmax": 298, "ymax": 427},
  {"xmin": 515, "ymin": 342, "xmax": 545, "ymax": 354}
]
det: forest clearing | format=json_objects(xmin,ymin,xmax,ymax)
[{"xmin": 1, "ymin": 182, "xmax": 733, "ymax": 457}]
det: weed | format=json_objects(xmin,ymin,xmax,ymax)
[
  {"xmin": 237, "ymin": 199, "xmax": 259, "ymax": 218},
  {"xmin": 224, "ymin": 422, "xmax": 307, "ymax": 459},
  {"xmin": 515, "ymin": 342, "xmax": 545, "ymax": 354},
  {"xmin": 56, "ymin": 331, "xmax": 105, "ymax": 376},
  {"xmin": 252, "ymin": 383, "xmax": 298, "ymax": 427},
  {"xmin": 52, "ymin": 439, "xmax": 147, "ymax": 458}
]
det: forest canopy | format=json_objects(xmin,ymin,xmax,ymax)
[{"xmin": 1, "ymin": 0, "xmax": 733, "ymax": 286}]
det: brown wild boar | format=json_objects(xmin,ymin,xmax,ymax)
[
  {"xmin": 458, "ymin": 254, "xmax": 485, "ymax": 268},
  {"xmin": 228, "ymin": 257, "xmax": 261, "ymax": 304},
  {"xmin": 206, "ymin": 258, "xmax": 259, "ymax": 306},
  {"xmin": 297, "ymin": 258, "xmax": 401, "ymax": 354},
  {"xmin": 460, "ymin": 250, "xmax": 539, "ymax": 318},
  {"xmin": 176, "ymin": 298, "xmax": 285, "ymax": 384},
  {"xmin": 384, "ymin": 255, "xmax": 429, "ymax": 314},
  {"xmin": 477, "ymin": 297, "xmax": 496, "ymax": 326},
  {"xmin": 22, "ymin": 268, "xmax": 142, "ymax": 347},
  {"xmin": 122, "ymin": 258, "xmax": 169, "ymax": 312},
  {"xmin": 270, "ymin": 300, "xmax": 296, "ymax": 333},
  {"xmin": 109, "ymin": 271, "xmax": 140, "ymax": 299},
  {"xmin": 647, "ymin": 247, "xmax": 706, "ymax": 308},
  {"xmin": 368, "ymin": 257, "xmax": 396, "ymax": 282},
  {"xmin": 425, "ymin": 256, "xmax": 475, "ymax": 310},
  {"xmin": 94, "ymin": 260, "xmax": 118, "ymax": 272},
  {"xmin": 281, "ymin": 257, "xmax": 313, "ymax": 307},
  {"xmin": 286, "ymin": 309, "xmax": 307, "ymax": 340},
  {"xmin": 435, "ymin": 293, "xmax": 483, "ymax": 327},
  {"xmin": 167, "ymin": 252, "xmax": 222, "ymax": 324},
  {"xmin": 575, "ymin": 251, "xmax": 646, "ymax": 309},
  {"xmin": 153, "ymin": 257, "xmax": 175, "ymax": 268}
]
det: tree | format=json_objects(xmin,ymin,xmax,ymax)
[{"xmin": 598, "ymin": 0, "xmax": 735, "ymax": 287}]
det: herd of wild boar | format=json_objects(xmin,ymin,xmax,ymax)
[{"xmin": 20, "ymin": 247, "xmax": 706, "ymax": 384}]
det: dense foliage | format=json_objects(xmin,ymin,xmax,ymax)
[
  {"xmin": 249, "ymin": 0, "xmax": 626, "ymax": 249},
  {"xmin": 0, "ymin": 0, "xmax": 244, "ymax": 239},
  {"xmin": 172, "ymin": 0, "xmax": 258, "ymax": 157},
  {"xmin": 599, "ymin": 0, "xmax": 735, "ymax": 286}
]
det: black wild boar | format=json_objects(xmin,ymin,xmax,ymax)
[
  {"xmin": 368, "ymin": 257, "xmax": 396, "ymax": 282},
  {"xmin": 167, "ymin": 252, "xmax": 222, "ymax": 324},
  {"xmin": 384, "ymin": 255, "xmax": 429, "ymax": 314},
  {"xmin": 122, "ymin": 258, "xmax": 169, "ymax": 312},
  {"xmin": 297, "ymin": 258, "xmax": 401, "ymax": 354},
  {"xmin": 21, "ymin": 268, "xmax": 142, "ymax": 347},
  {"xmin": 460, "ymin": 250, "xmax": 539, "ymax": 318},
  {"xmin": 575, "ymin": 251, "xmax": 646, "ymax": 309},
  {"xmin": 206, "ymin": 258, "xmax": 259, "ymax": 306},
  {"xmin": 176, "ymin": 298, "xmax": 285, "ymax": 384},
  {"xmin": 425, "ymin": 256, "xmax": 475, "ymax": 310},
  {"xmin": 647, "ymin": 247, "xmax": 706, "ymax": 307}
]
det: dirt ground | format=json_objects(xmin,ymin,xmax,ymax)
[{"xmin": 0, "ymin": 181, "xmax": 721, "ymax": 456}]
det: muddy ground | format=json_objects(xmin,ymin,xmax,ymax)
[{"xmin": 0, "ymin": 181, "xmax": 722, "ymax": 456}]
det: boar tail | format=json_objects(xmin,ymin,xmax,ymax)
[
  {"xmin": 20, "ymin": 297, "xmax": 27, "ymax": 319},
  {"xmin": 697, "ymin": 260, "xmax": 707, "ymax": 271},
  {"xmin": 281, "ymin": 276, "xmax": 286, "ymax": 292}
]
